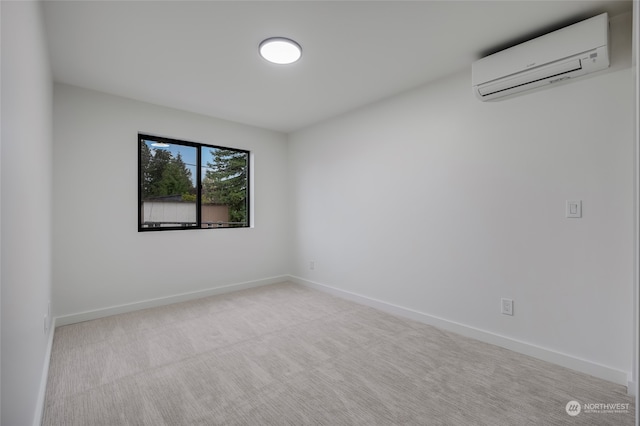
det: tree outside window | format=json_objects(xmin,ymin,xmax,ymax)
[{"xmin": 138, "ymin": 134, "xmax": 249, "ymax": 231}]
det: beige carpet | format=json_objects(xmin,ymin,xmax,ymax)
[{"xmin": 43, "ymin": 282, "xmax": 634, "ymax": 425}]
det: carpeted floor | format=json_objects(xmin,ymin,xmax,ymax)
[{"xmin": 43, "ymin": 282, "xmax": 634, "ymax": 425}]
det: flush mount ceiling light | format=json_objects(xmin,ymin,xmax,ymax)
[
  {"xmin": 151, "ymin": 142, "xmax": 170, "ymax": 148},
  {"xmin": 259, "ymin": 37, "xmax": 302, "ymax": 65}
]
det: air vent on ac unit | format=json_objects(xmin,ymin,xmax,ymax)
[{"xmin": 472, "ymin": 13, "xmax": 609, "ymax": 101}]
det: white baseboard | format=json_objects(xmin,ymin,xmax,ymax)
[
  {"xmin": 51, "ymin": 273, "xmax": 631, "ymax": 389},
  {"xmin": 55, "ymin": 275, "xmax": 288, "ymax": 327},
  {"xmin": 34, "ymin": 317, "xmax": 56, "ymax": 426},
  {"xmin": 288, "ymin": 275, "xmax": 630, "ymax": 388}
]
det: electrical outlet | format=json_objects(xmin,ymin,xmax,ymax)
[
  {"xmin": 501, "ymin": 298, "xmax": 514, "ymax": 316},
  {"xmin": 309, "ymin": 260, "xmax": 315, "ymax": 270},
  {"xmin": 43, "ymin": 300, "xmax": 52, "ymax": 334}
]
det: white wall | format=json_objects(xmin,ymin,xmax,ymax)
[
  {"xmin": 52, "ymin": 84, "xmax": 289, "ymax": 318},
  {"xmin": 289, "ymin": 13, "xmax": 635, "ymax": 383},
  {"xmin": 632, "ymin": 0, "xmax": 639, "ymax": 405},
  {"xmin": 1, "ymin": 2, "xmax": 54, "ymax": 425}
]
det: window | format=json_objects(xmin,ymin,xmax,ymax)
[{"xmin": 138, "ymin": 134, "xmax": 250, "ymax": 231}]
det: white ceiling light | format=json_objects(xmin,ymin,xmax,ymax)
[{"xmin": 259, "ymin": 37, "xmax": 302, "ymax": 65}]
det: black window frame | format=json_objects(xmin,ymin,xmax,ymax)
[{"xmin": 138, "ymin": 133, "xmax": 251, "ymax": 232}]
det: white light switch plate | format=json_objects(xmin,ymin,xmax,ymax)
[{"xmin": 566, "ymin": 200, "xmax": 582, "ymax": 218}]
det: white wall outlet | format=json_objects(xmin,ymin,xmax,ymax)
[
  {"xmin": 44, "ymin": 300, "xmax": 52, "ymax": 334},
  {"xmin": 501, "ymin": 298, "xmax": 514, "ymax": 316},
  {"xmin": 309, "ymin": 260, "xmax": 315, "ymax": 270}
]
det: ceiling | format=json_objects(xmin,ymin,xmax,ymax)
[{"xmin": 42, "ymin": 1, "xmax": 632, "ymax": 133}]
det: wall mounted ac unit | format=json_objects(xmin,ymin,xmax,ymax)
[{"xmin": 472, "ymin": 13, "xmax": 609, "ymax": 101}]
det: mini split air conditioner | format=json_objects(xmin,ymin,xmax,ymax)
[{"xmin": 472, "ymin": 13, "xmax": 609, "ymax": 101}]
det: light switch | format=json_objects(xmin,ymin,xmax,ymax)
[{"xmin": 566, "ymin": 200, "xmax": 582, "ymax": 218}]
